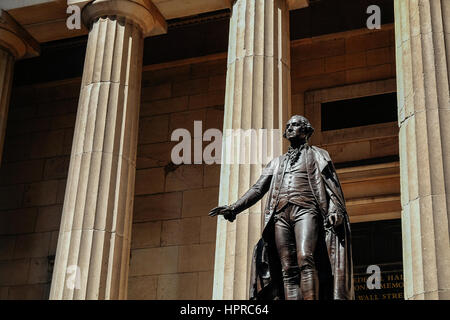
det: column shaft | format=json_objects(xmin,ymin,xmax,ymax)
[
  {"xmin": 395, "ymin": 0, "xmax": 450, "ymax": 300},
  {"xmin": 0, "ymin": 48, "xmax": 14, "ymax": 162},
  {"xmin": 0, "ymin": 10, "xmax": 39, "ymax": 163},
  {"xmin": 213, "ymin": 0, "xmax": 291, "ymax": 300},
  {"xmin": 50, "ymin": 16, "xmax": 144, "ymax": 300}
]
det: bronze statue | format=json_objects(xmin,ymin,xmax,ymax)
[{"xmin": 209, "ymin": 115, "xmax": 354, "ymax": 300}]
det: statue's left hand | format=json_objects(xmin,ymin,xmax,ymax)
[{"xmin": 327, "ymin": 212, "xmax": 343, "ymax": 228}]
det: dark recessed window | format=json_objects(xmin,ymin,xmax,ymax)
[
  {"xmin": 321, "ymin": 92, "xmax": 398, "ymax": 131},
  {"xmin": 351, "ymin": 219, "xmax": 404, "ymax": 300}
]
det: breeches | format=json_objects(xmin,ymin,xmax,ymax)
[{"xmin": 274, "ymin": 203, "xmax": 320, "ymax": 300}]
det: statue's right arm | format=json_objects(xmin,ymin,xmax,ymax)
[
  {"xmin": 229, "ymin": 173, "xmax": 273, "ymax": 215},
  {"xmin": 228, "ymin": 159, "xmax": 277, "ymax": 215},
  {"xmin": 208, "ymin": 159, "xmax": 276, "ymax": 221}
]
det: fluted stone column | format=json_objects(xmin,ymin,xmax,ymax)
[
  {"xmin": 0, "ymin": 48, "xmax": 14, "ymax": 162},
  {"xmin": 213, "ymin": 0, "xmax": 307, "ymax": 300},
  {"xmin": 395, "ymin": 0, "xmax": 450, "ymax": 300},
  {"xmin": 50, "ymin": 0, "xmax": 166, "ymax": 300},
  {"xmin": 0, "ymin": 10, "xmax": 39, "ymax": 163}
]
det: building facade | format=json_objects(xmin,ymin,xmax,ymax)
[{"xmin": 0, "ymin": 0, "xmax": 448, "ymax": 300}]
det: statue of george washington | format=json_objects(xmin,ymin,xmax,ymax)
[{"xmin": 209, "ymin": 115, "xmax": 354, "ymax": 300}]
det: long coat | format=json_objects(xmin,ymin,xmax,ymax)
[{"xmin": 243, "ymin": 145, "xmax": 354, "ymax": 300}]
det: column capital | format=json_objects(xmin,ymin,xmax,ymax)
[
  {"xmin": 0, "ymin": 10, "xmax": 40, "ymax": 59},
  {"xmin": 286, "ymin": 0, "xmax": 309, "ymax": 10},
  {"xmin": 72, "ymin": 0, "xmax": 167, "ymax": 37}
]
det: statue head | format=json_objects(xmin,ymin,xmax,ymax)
[{"xmin": 283, "ymin": 115, "xmax": 315, "ymax": 143}]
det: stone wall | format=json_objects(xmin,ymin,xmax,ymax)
[
  {"xmin": 291, "ymin": 27, "xmax": 396, "ymax": 114},
  {"xmin": 0, "ymin": 26, "xmax": 397, "ymax": 300},
  {"xmin": 289, "ymin": 27, "xmax": 399, "ymax": 223},
  {"xmin": 0, "ymin": 80, "xmax": 80, "ymax": 299},
  {"xmin": 128, "ymin": 58, "xmax": 226, "ymax": 299}
]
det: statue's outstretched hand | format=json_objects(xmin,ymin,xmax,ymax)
[{"xmin": 208, "ymin": 205, "xmax": 236, "ymax": 222}]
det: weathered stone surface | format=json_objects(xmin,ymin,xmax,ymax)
[
  {"xmin": 0, "ymin": 184, "xmax": 25, "ymax": 210},
  {"xmin": 324, "ymin": 141, "xmax": 371, "ymax": 163},
  {"xmin": 292, "ymin": 39, "xmax": 345, "ymax": 61},
  {"xmin": 208, "ymin": 75, "xmax": 226, "ymax": 92},
  {"xmin": 30, "ymin": 130, "xmax": 65, "ymax": 159},
  {"xmin": 7, "ymin": 284, "xmax": 49, "ymax": 300},
  {"xmin": 0, "ymin": 159, "xmax": 44, "ymax": 185},
  {"xmin": 0, "ymin": 259, "xmax": 29, "ymax": 286},
  {"xmin": 141, "ymin": 96, "xmax": 188, "ymax": 117},
  {"xmin": 62, "ymin": 128, "xmax": 74, "ymax": 156},
  {"xmin": 134, "ymin": 192, "xmax": 182, "ymax": 222},
  {"xmin": 395, "ymin": 0, "xmax": 450, "ymax": 300},
  {"xmin": 0, "ymin": 286, "xmax": 8, "ymax": 299},
  {"xmin": 191, "ymin": 59, "xmax": 226, "ymax": 79},
  {"xmin": 370, "ymin": 136, "xmax": 399, "ymax": 158},
  {"xmin": 48, "ymin": 231, "xmax": 59, "ymax": 257},
  {"xmin": 137, "ymin": 142, "xmax": 175, "ymax": 169},
  {"xmin": 182, "ymin": 187, "xmax": 219, "ymax": 218},
  {"xmin": 49, "ymin": 113, "xmax": 77, "ymax": 130},
  {"xmin": 23, "ymin": 180, "xmax": 58, "ymax": 207},
  {"xmin": 197, "ymin": 271, "xmax": 214, "ymax": 300},
  {"xmin": 138, "ymin": 115, "xmax": 170, "ymax": 144},
  {"xmin": 178, "ymin": 243, "xmax": 215, "ymax": 273},
  {"xmin": 165, "ymin": 165, "xmax": 203, "ymax": 192},
  {"xmin": 367, "ymin": 47, "xmax": 394, "ymax": 66},
  {"xmin": 53, "ymin": 179, "xmax": 66, "ymax": 205},
  {"xmin": 188, "ymin": 91, "xmax": 225, "ymax": 110},
  {"xmin": 28, "ymin": 257, "xmax": 50, "ymax": 284},
  {"xmin": 173, "ymin": 78, "xmax": 209, "ymax": 97},
  {"xmin": 200, "ymin": 215, "xmax": 217, "ymax": 244},
  {"xmin": 135, "ymin": 167, "xmax": 165, "ymax": 195},
  {"xmin": 214, "ymin": 0, "xmax": 291, "ymax": 300},
  {"xmin": 50, "ymin": 7, "xmax": 153, "ymax": 299},
  {"xmin": 203, "ymin": 164, "xmax": 221, "ymax": 188},
  {"xmin": 35, "ymin": 205, "xmax": 62, "ymax": 232},
  {"xmin": 13, "ymin": 232, "xmax": 51, "ymax": 259},
  {"xmin": 157, "ymin": 273, "xmax": 198, "ymax": 300},
  {"xmin": 141, "ymin": 83, "xmax": 172, "ymax": 102},
  {"xmin": 169, "ymin": 109, "xmax": 206, "ymax": 136},
  {"xmin": 43, "ymin": 157, "xmax": 70, "ymax": 180},
  {"xmin": 2, "ymin": 133, "xmax": 32, "ymax": 162},
  {"xmin": 0, "ymin": 236, "xmax": 15, "ymax": 260},
  {"xmin": 127, "ymin": 275, "xmax": 158, "ymax": 300},
  {"xmin": 0, "ymin": 207, "xmax": 37, "ymax": 235},
  {"xmin": 291, "ymin": 58, "xmax": 325, "ymax": 78},
  {"xmin": 129, "ymin": 246, "xmax": 179, "ymax": 276},
  {"xmin": 161, "ymin": 217, "xmax": 200, "ymax": 246},
  {"xmin": 205, "ymin": 107, "xmax": 224, "ymax": 130},
  {"xmin": 346, "ymin": 29, "xmax": 393, "ymax": 53},
  {"xmin": 131, "ymin": 221, "xmax": 161, "ymax": 249},
  {"xmin": 346, "ymin": 63, "xmax": 392, "ymax": 84},
  {"xmin": 129, "ymin": 57, "xmax": 231, "ymax": 300},
  {"xmin": 37, "ymin": 98, "xmax": 79, "ymax": 117},
  {"xmin": 292, "ymin": 70, "xmax": 346, "ymax": 95},
  {"xmin": 142, "ymin": 65, "xmax": 190, "ymax": 87}
]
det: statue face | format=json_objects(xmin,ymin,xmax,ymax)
[{"xmin": 284, "ymin": 115, "xmax": 309, "ymax": 141}]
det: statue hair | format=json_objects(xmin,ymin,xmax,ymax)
[{"xmin": 283, "ymin": 115, "xmax": 315, "ymax": 140}]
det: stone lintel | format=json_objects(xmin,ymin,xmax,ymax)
[
  {"xmin": 75, "ymin": 0, "xmax": 167, "ymax": 37},
  {"xmin": 0, "ymin": 0, "xmax": 55, "ymax": 11},
  {"xmin": 228, "ymin": 0, "xmax": 309, "ymax": 10},
  {"xmin": 0, "ymin": 10, "xmax": 39, "ymax": 59}
]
